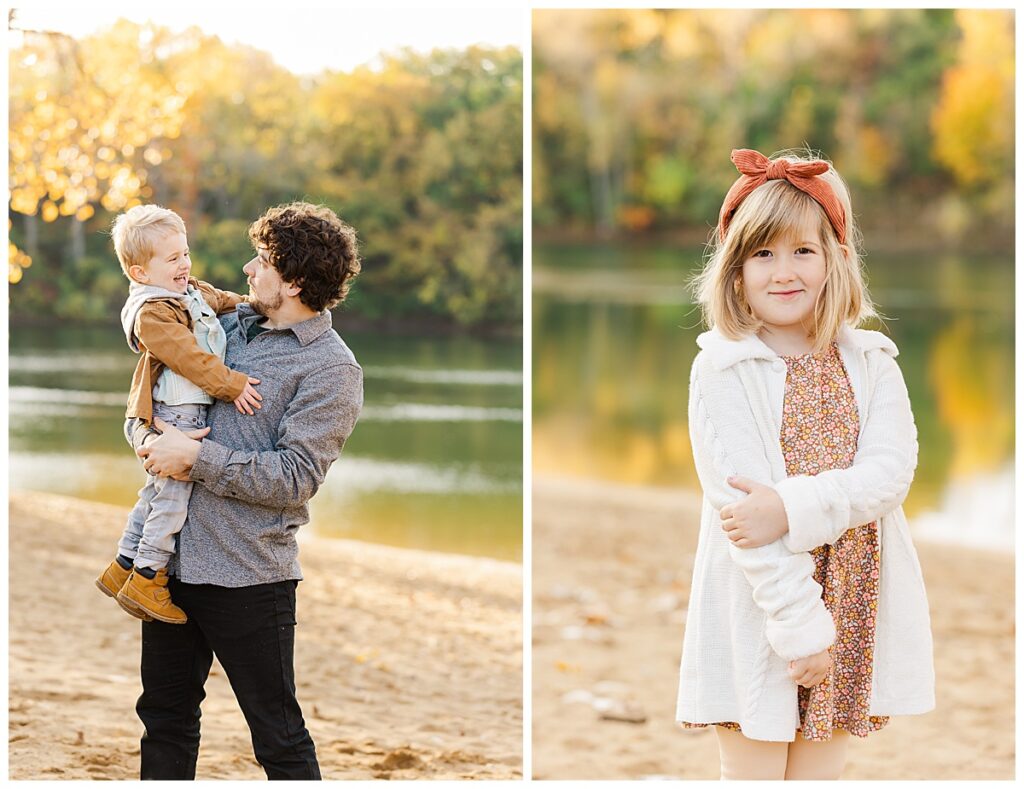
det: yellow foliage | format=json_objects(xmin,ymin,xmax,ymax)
[
  {"xmin": 957, "ymin": 8, "xmax": 1014, "ymax": 73},
  {"xmin": 857, "ymin": 126, "xmax": 892, "ymax": 187},
  {"xmin": 8, "ymin": 19, "xmax": 190, "ymax": 267},
  {"xmin": 931, "ymin": 10, "xmax": 1013, "ymax": 186},
  {"xmin": 620, "ymin": 9, "xmax": 663, "ymax": 50},
  {"xmin": 7, "ymin": 240, "xmax": 33, "ymax": 283},
  {"xmin": 746, "ymin": 13, "xmax": 817, "ymax": 79},
  {"xmin": 662, "ymin": 15, "xmax": 702, "ymax": 60}
]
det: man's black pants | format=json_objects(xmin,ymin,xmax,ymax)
[{"xmin": 137, "ymin": 578, "xmax": 321, "ymax": 780}]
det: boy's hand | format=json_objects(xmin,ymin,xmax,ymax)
[
  {"xmin": 788, "ymin": 648, "xmax": 832, "ymax": 688},
  {"xmin": 719, "ymin": 476, "xmax": 789, "ymax": 548},
  {"xmin": 234, "ymin": 377, "xmax": 262, "ymax": 415}
]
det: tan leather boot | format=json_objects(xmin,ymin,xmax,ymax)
[
  {"xmin": 95, "ymin": 559, "xmax": 131, "ymax": 598},
  {"xmin": 117, "ymin": 568, "xmax": 187, "ymax": 625},
  {"xmin": 96, "ymin": 559, "xmax": 154, "ymax": 622}
]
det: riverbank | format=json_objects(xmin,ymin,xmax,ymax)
[
  {"xmin": 7, "ymin": 310, "xmax": 523, "ymax": 340},
  {"xmin": 9, "ymin": 491, "xmax": 523, "ymax": 780},
  {"xmin": 532, "ymin": 475, "xmax": 1014, "ymax": 780},
  {"xmin": 533, "ymin": 203, "xmax": 1014, "ymax": 254}
]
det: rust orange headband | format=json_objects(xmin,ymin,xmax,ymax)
[{"xmin": 717, "ymin": 149, "xmax": 847, "ymax": 245}]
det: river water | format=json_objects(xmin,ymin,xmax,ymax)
[
  {"xmin": 10, "ymin": 325, "xmax": 524, "ymax": 561},
  {"xmin": 534, "ymin": 242, "xmax": 1014, "ymax": 551}
]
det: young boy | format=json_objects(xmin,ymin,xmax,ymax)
[{"xmin": 95, "ymin": 205, "xmax": 262, "ymax": 623}]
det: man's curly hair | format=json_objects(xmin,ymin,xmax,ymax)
[{"xmin": 248, "ymin": 202, "xmax": 361, "ymax": 313}]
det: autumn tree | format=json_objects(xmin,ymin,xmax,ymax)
[
  {"xmin": 9, "ymin": 17, "xmax": 524, "ymax": 330},
  {"xmin": 931, "ymin": 10, "xmax": 1014, "ymax": 191},
  {"xmin": 533, "ymin": 8, "xmax": 1010, "ymax": 242},
  {"xmin": 8, "ymin": 17, "xmax": 188, "ymax": 283},
  {"xmin": 309, "ymin": 47, "xmax": 523, "ymax": 326}
]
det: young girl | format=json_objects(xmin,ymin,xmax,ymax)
[{"xmin": 675, "ymin": 149, "xmax": 935, "ymax": 780}]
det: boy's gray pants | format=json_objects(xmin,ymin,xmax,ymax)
[{"xmin": 117, "ymin": 402, "xmax": 207, "ymax": 570}]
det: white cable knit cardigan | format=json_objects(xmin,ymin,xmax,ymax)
[{"xmin": 675, "ymin": 325, "xmax": 935, "ymax": 742}]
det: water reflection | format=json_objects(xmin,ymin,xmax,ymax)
[
  {"xmin": 10, "ymin": 326, "xmax": 524, "ymax": 561},
  {"xmin": 533, "ymin": 243, "xmax": 1014, "ymax": 549}
]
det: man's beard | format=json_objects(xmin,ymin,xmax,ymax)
[{"xmin": 249, "ymin": 287, "xmax": 284, "ymax": 315}]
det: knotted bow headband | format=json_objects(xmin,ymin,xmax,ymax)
[{"xmin": 717, "ymin": 149, "xmax": 847, "ymax": 245}]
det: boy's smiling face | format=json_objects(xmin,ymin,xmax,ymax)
[{"xmin": 129, "ymin": 231, "xmax": 191, "ymax": 293}]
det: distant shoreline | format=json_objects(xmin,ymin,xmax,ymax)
[
  {"xmin": 9, "ymin": 483, "xmax": 523, "ymax": 564},
  {"xmin": 8, "ymin": 311, "xmax": 523, "ymax": 340},
  {"xmin": 533, "ymin": 227, "xmax": 1014, "ymax": 257}
]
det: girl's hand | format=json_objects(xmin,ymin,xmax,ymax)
[
  {"xmin": 233, "ymin": 377, "xmax": 262, "ymax": 415},
  {"xmin": 788, "ymin": 648, "xmax": 832, "ymax": 688},
  {"xmin": 719, "ymin": 476, "xmax": 789, "ymax": 548}
]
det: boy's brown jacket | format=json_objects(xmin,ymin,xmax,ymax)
[{"xmin": 126, "ymin": 278, "xmax": 249, "ymax": 425}]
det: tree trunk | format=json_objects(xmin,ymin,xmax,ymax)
[
  {"xmin": 23, "ymin": 212, "xmax": 38, "ymax": 260},
  {"xmin": 68, "ymin": 216, "xmax": 85, "ymax": 262},
  {"xmin": 582, "ymin": 81, "xmax": 615, "ymax": 239}
]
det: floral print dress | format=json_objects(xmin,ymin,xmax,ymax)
[{"xmin": 682, "ymin": 341, "xmax": 888, "ymax": 741}]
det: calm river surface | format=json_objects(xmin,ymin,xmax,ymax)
[
  {"xmin": 534, "ymin": 242, "xmax": 1013, "ymax": 550},
  {"xmin": 10, "ymin": 324, "xmax": 523, "ymax": 561}
]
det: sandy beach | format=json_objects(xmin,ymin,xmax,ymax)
[
  {"xmin": 532, "ymin": 475, "xmax": 1014, "ymax": 780},
  {"xmin": 9, "ymin": 491, "xmax": 522, "ymax": 780}
]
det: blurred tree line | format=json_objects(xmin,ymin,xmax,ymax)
[
  {"xmin": 533, "ymin": 9, "xmax": 1013, "ymax": 246},
  {"xmin": 9, "ymin": 17, "xmax": 522, "ymax": 330}
]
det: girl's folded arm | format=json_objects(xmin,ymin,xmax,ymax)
[
  {"xmin": 689, "ymin": 358, "xmax": 835, "ymax": 661},
  {"xmin": 775, "ymin": 351, "xmax": 919, "ymax": 554}
]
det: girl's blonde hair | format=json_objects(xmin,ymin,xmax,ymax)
[
  {"xmin": 111, "ymin": 204, "xmax": 187, "ymax": 277},
  {"xmin": 691, "ymin": 150, "xmax": 877, "ymax": 353}
]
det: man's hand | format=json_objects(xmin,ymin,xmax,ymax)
[
  {"xmin": 137, "ymin": 417, "xmax": 210, "ymax": 480},
  {"xmin": 234, "ymin": 377, "xmax": 262, "ymax": 415},
  {"xmin": 719, "ymin": 475, "xmax": 790, "ymax": 548},
  {"xmin": 788, "ymin": 648, "xmax": 832, "ymax": 688}
]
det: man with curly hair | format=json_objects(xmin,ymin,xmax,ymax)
[{"xmin": 132, "ymin": 202, "xmax": 363, "ymax": 780}]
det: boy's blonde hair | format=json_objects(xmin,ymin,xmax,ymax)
[
  {"xmin": 111, "ymin": 205, "xmax": 187, "ymax": 278},
  {"xmin": 691, "ymin": 150, "xmax": 877, "ymax": 353}
]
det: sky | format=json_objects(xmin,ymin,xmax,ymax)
[{"xmin": 10, "ymin": 6, "xmax": 524, "ymax": 75}]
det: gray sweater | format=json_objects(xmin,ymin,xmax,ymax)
[{"xmin": 150, "ymin": 303, "xmax": 363, "ymax": 587}]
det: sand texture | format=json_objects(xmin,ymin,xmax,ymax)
[
  {"xmin": 532, "ymin": 476, "xmax": 1014, "ymax": 780},
  {"xmin": 9, "ymin": 491, "xmax": 522, "ymax": 780}
]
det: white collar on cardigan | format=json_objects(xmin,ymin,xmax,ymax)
[{"xmin": 696, "ymin": 324, "xmax": 898, "ymax": 371}]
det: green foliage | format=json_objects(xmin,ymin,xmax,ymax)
[
  {"xmin": 190, "ymin": 220, "xmax": 252, "ymax": 294},
  {"xmin": 307, "ymin": 46, "xmax": 523, "ymax": 326},
  {"xmin": 533, "ymin": 9, "xmax": 1013, "ymax": 241}
]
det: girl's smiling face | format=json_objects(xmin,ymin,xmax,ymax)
[{"xmin": 739, "ymin": 218, "xmax": 827, "ymax": 342}]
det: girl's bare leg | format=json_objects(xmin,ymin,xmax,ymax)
[
  {"xmin": 784, "ymin": 729, "xmax": 850, "ymax": 780},
  {"xmin": 714, "ymin": 726, "xmax": 788, "ymax": 780}
]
